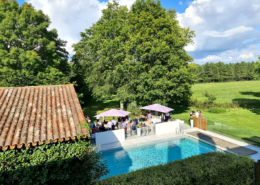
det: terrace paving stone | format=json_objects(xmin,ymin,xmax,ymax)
[{"xmin": 188, "ymin": 131, "xmax": 258, "ymax": 156}]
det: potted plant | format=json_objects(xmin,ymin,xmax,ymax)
[
  {"xmin": 189, "ymin": 116, "xmax": 195, "ymax": 128},
  {"xmin": 136, "ymin": 124, "xmax": 141, "ymax": 136}
]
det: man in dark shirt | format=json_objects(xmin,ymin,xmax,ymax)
[{"xmin": 134, "ymin": 116, "xmax": 139, "ymax": 125}]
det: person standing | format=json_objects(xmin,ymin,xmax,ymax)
[
  {"xmin": 196, "ymin": 110, "xmax": 199, "ymax": 118},
  {"xmin": 199, "ymin": 111, "xmax": 201, "ymax": 118},
  {"xmin": 148, "ymin": 112, "xmax": 152, "ymax": 124},
  {"xmin": 161, "ymin": 113, "xmax": 165, "ymax": 123},
  {"xmin": 112, "ymin": 118, "xmax": 117, "ymax": 130},
  {"xmin": 134, "ymin": 116, "xmax": 139, "ymax": 125},
  {"xmin": 141, "ymin": 113, "xmax": 145, "ymax": 121},
  {"xmin": 107, "ymin": 120, "xmax": 112, "ymax": 130},
  {"xmin": 97, "ymin": 120, "xmax": 102, "ymax": 132},
  {"xmin": 165, "ymin": 112, "xmax": 170, "ymax": 122},
  {"xmin": 121, "ymin": 120, "xmax": 127, "ymax": 134}
]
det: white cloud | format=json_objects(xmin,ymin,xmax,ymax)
[
  {"xmin": 26, "ymin": 0, "xmax": 135, "ymax": 55},
  {"xmin": 177, "ymin": 0, "xmax": 260, "ymax": 62},
  {"xmin": 195, "ymin": 46, "xmax": 259, "ymax": 63},
  {"xmin": 237, "ymin": 52, "xmax": 254, "ymax": 60},
  {"xmin": 179, "ymin": 1, "xmax": 183, "ymax": 5},
  {"xmin": 203, "ymin": 26, "xmax": 254, "ymax": 38}
]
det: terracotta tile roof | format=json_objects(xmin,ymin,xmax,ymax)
[{"xmin": 0, "ymin": 84, "xmax": 89, "ymax": 151}]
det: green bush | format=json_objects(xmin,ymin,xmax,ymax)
[
  {"xmin": 127, "ymin": 101, "xmax": 142, "ymax": 120},
  {"xmin": 209, "ymin": 107, "xmax": 227, "ymax": 113},
  {"xmin": 0, "ymin": 139, "xmax": 108, "ymax": 185},
  {"xmin": 95, "ymin": 152, "xmax": 254, "ymax": 185}
]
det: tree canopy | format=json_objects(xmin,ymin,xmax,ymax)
[
  {"xmin": 0, "ymin": 0, "xmax": 72, "ymax": 87},
  {"xmin": 73, "ymin": 0, "xmax": 196, "ymax": 105}
]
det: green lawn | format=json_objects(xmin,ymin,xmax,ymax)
[
  {"xmin": 82, "ymin": 81, "xmax": 260, "ymax": 146},
  {"xmin": 192, "ymin": 81, "xmax": 260, "ymax": 104}
]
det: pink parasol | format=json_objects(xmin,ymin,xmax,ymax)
[
  {"xmin": 140, "ymin": 104, "xmax": 174, "ymax": 113},
  {"xmin": 94, "ymin": 109, "xmax": 131, "ymax": 118}
]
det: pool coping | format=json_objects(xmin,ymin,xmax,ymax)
[
  {"xmin": 99, "ymin": 134, "xmax": 229, "ymax": 154},
  {"xmin": 99, "ymin": 135, "xmax": 187, "ymax": 153}
]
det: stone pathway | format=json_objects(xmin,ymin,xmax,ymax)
[{"xmin": 188, "ymin": 131, "xmax": 258, "ymax": 156}]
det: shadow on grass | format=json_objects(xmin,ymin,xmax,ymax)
[
  {"xmin": 233, "ymin": 98, "xmax": 260, "ymax": 115},
  {"xmin": 240, "ymin": 91, "xmax": 260, "ymax": 98},
  {"xmin": 242, "ymin": 136, "xmax": 260, "ymax": 147},
  {"xmin": 167, "ymin": 103, "xmax": 190, "ymax": 114},
  {"xmin": 82, "ymin": 97, "xmax": 120, "ymax": 119}
]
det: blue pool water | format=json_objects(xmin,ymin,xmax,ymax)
[{"xmin": 101, "ymin": 136, "xmax": 219, "ymax": 178}]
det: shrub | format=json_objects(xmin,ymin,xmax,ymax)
[
  {"xmin": 127, "ymin": 101, "xmax": 142, "ymax": 120},
  {"xmin": 204, "ymin": 91, "xmax": 217, "ymax": 104},
  {"xmin": 209, "ymin": 107, "xmax": 227, "ymax": 113},
  {"xmin": 95, "ymin": 152, "xmax": 254, "ymax": 185},
  {"xmin": 0, "ymin": 139, "xmax": 108, "ymax": 185}
]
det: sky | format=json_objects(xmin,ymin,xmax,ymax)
[{"xmin": 17, "ymin": 0, "xmax": 260, "ymax": 64}]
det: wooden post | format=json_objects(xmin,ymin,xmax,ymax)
[{"xmin": 256, "ymin": 160, "xmax": 260, "ymax": 183}]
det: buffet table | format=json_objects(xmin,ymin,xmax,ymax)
[{"xmin": 151, "ymin": 116, "xmax": 161, "ymax": 124}]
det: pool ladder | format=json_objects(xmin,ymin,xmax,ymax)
[{"xmin": 176, "ymin": 127, "xmax": 184, "ymax": 135}]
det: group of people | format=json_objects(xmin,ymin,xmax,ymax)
[
  {"xmin": 160, "ymin": 112, "xmax": 172, "ymax": 122},
  {"xmin": 189, "ymin": 109, "xmax": 201, "ymax": 118},
  {"xmin": 86, "ymin": 110, "xmax": 174, "ymax": 134},
  {"xmin": 97, "ymin": 118, "xmax": 118, "ymax": 132}
]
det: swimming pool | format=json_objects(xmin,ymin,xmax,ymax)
[{"xmin": 101, "ymin": 136, "xmax": 220, "ymax": 178}]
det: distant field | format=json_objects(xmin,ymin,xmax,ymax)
[{"xmin": 192, "ymin": 81, "xmax": 260, "ymax": 104}]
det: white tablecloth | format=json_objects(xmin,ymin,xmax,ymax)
[{"xmin": 151, "ymin": 117, "xmax": 161, "ymax": 124}]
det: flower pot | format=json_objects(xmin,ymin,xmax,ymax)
[
  {"xmin": 137, "ymin": 128, "xmax": 141, "ymax": 136},
  {"xmin": 190, "ymin": 119, "xmax": 194, "ymax": 128}
]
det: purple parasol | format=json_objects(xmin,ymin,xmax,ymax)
[
  {"xmin": 140, "ymin": 104, "xmax": 174, "ymax": 113},
  {"xmin": 94, "ymin": 109, "xmax": 131, "ymax": 118}
]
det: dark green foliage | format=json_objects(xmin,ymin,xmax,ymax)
[
  {"xmin": 95, "ymin": 152, "xmax": 254, "ymax": 185},
  {"xmin": 73, "ymin": 0, "xmax": 196, "ymax": 105},
  {"xmin": 0, "ymin": 0, "xmax": 72, "ymax": 87},
  {"xmin": 0, "ymin": 139, "xmax": 108, "ymax": 185},
  {"xmin": 209, "ymin": 107, "xmax": 226, "ymax": 113},
  {"xmin": 204, "ymin": 91, "xmax": 216, "ymax": 104},
  {"xmin": 195, "ymin": 61, "xmax": 258, "ymax": 83}
]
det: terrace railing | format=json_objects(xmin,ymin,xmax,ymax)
[{"xmin": 193, "ymin": 117, "xmax": 207, "ymax": 131}]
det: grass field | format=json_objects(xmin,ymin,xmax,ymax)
[
  {"xmin": 82, "ymin": 81, "xmax": 260, "ymax": 146},
  {"xmin": 192, "ymin": 81, "xmax": 260, "ymax": 104}
]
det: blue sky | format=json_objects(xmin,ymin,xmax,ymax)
[{"xmin": 18, "ymin": 0, "xmax": 260, "ymax": 64}]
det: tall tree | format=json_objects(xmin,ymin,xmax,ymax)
[
  {"xmin": 234, "ymin": 62, "xmax": 242, "ymax": 81},
  {"xmin": 0, "ymin": 0, "xmax": 71, "ymax": 87},
  {"xmin": 72, "ymin": 1, "xmax": 129, "ymax": 106},
  {"xmin": 73, "ymin": 0, "xmax": 196, "ymax": 105},
  {"xmin": 203, "ymin": 62, "xmax": 213, "ymax": 82},
  {"xmin": 195, "ymin": 64, "xmax": 205, "ymax": 83}
]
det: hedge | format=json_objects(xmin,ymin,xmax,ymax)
[
  {"xmin": 96, "ymin": 152, "xmax": 255, "ymax": 185},
  {"xmin": 0, "ymin": 139, "xmax": 108, "ymax": 185}
]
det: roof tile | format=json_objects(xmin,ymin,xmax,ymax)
[{"xmin": 0, "ymin": 84, "xmax": 89, "ymax": 150}]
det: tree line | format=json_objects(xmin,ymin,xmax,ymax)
[{"xmin": 195, "ymin": 61, "xmax": 259, "ymax": 83}]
